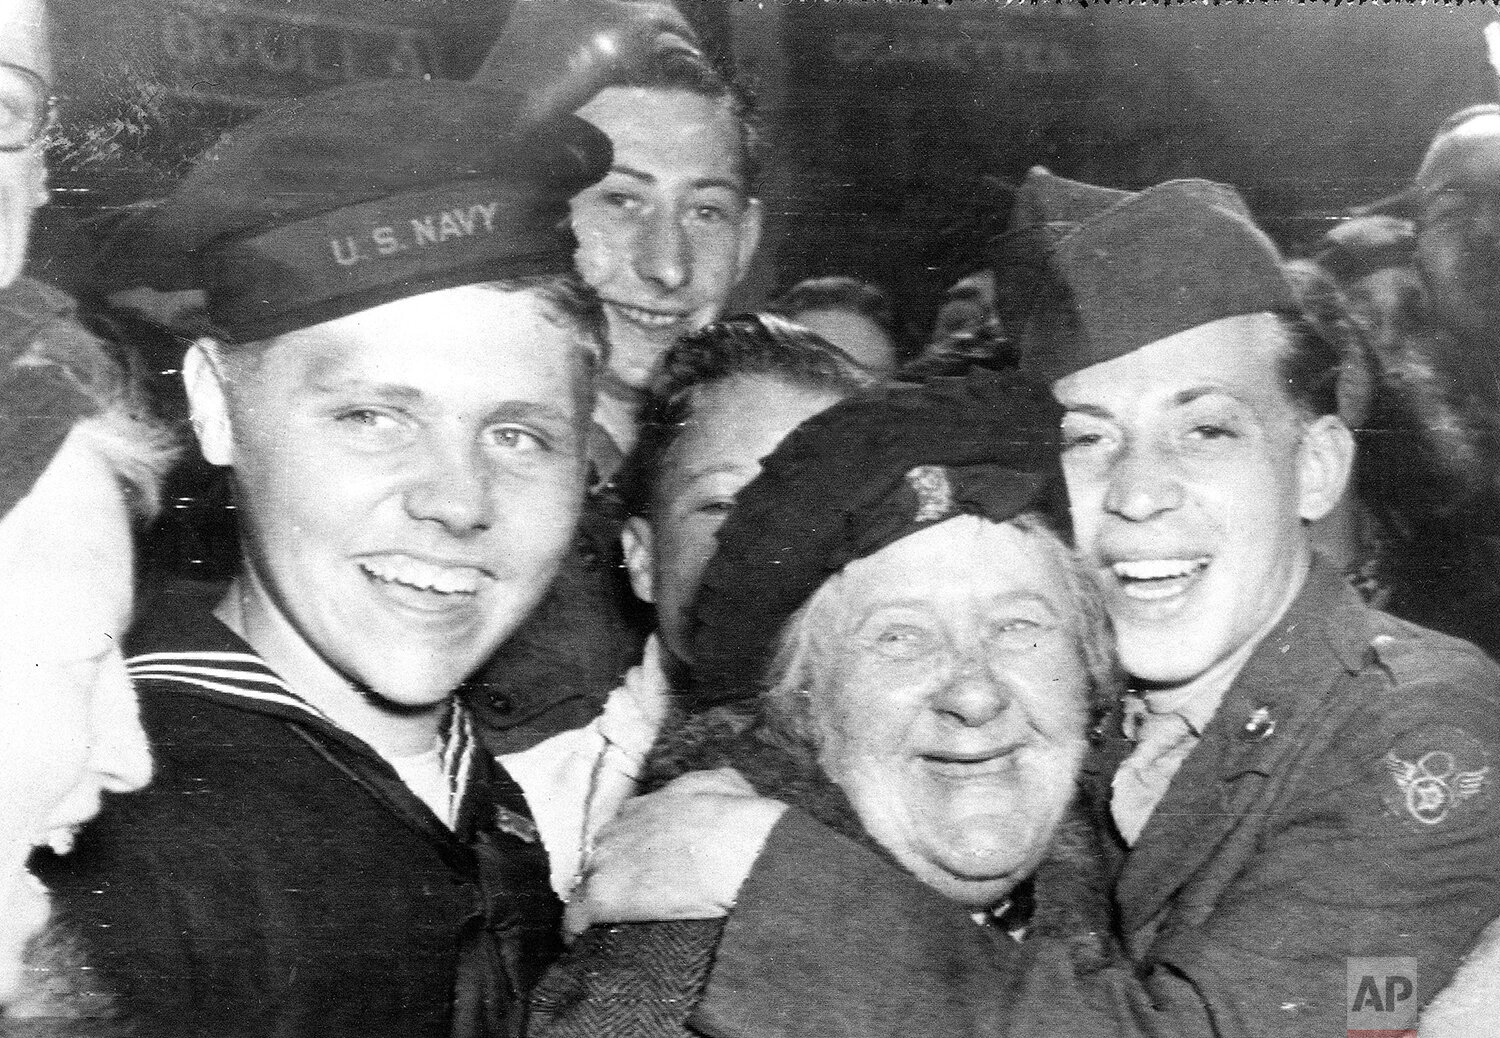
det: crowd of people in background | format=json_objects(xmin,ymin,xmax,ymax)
[{"xmin": 7, "ymin": 0, "xmax": 1500, "ymax": 1036}]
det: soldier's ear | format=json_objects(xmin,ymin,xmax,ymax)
[
  {"xmin": 733, "ymin": 198, "xmax": 764, "ymax": 286},
  {"xmin": 621, "ymin": 517, "xmax": 656, "ymax": 604},
  {"xmin": 1296, "ymin": 413, "xmax": 1355, "ymax": 523},
  {"xmin": 182, "ymin": 339, "xmax": 235, "ymax": 467}
]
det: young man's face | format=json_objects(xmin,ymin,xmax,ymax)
[
  {"xmin": 0, "ymin": 0, "xmax": 50, "ymax": 289},
  {"xmin": 1053, "ymin": 313, "xmax": 1351, "ymax": 687},
  {"xmin": 189, "ymin": 285, "xmax": 590, "ymax": 708},
  {"xmin": 571, "ymin": 87, "xmax": 762, "ymax": 389},
  {"xmin": 623, "ymin": 374, "xmax": 844, "ymax": 667}
]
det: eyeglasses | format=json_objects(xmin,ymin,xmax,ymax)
[{"xmin": 0, "ymin": 62, "xmax": 52, "ymax": 152}]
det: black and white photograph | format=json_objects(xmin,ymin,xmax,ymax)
[{"xmin": 5, "ymin": 2, "xmax": 1500, "ymax": 1036}]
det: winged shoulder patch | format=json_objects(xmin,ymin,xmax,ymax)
[{"xmin": 1380, "ymin": 726, "xmax": 1494, "ymax": 829}]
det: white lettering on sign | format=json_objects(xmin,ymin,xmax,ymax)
[
  {"xmin": 829, "ymin": 29, "xmax": 1077, "ymax": 76},
  {"xmin": 160, "ymin": 4, "xmax": 430, "ymax": 93}
]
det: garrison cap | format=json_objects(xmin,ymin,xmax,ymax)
[
  {"xmin": 688, "ymin": 369, "xmax": 1065, "ymax": 709},
  {"xmin": 102, "ymin": 80, "xmax": 611, "ymax": 343},
  {"xmin": 473, "ymin": 0, "xmax": 703, "ymax": 127},
  {"xmin": 996, "ymin": 167, "xmax": 1296, "ymax": 383},
  {"xmin": 0, "ymin": 278, "xmax": 105, "ymax": 521}
]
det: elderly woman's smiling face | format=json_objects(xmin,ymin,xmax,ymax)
[{"xmin": 809, "ymin": 515, "xmax": 1089, "ymax": 907}]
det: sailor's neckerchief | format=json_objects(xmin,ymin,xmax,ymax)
[
  {"xmin": 127, "ymin": 606, "xmax": 564, "ymax": 1038},
  {"xmin": 130, "ymin": 648, "xmax": 482, "ymax": 834}
]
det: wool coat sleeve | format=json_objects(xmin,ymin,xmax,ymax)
[{"xmin": 691, "ymin": 660, "xmax": 1500, "ymax": 1038}]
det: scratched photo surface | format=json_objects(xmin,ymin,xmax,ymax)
[
  {"xmin": 34, "ymin": 0, "xmax": 1497, "ymax": 558},
  {"xmin": 19, "ymin": 1, "xmax": 1500, "ymax": 1034}
]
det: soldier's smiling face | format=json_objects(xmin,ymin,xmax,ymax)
[{"xmin": 1053, "ymin": 313, "xmax": 1351, "ymax": 687}]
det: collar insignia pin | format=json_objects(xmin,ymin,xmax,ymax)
[{"xmin": 1240, "ymin": 707, "xmax": 1275, "ymax": 742}]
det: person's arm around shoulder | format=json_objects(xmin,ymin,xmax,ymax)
[{"xmin": 565, "ymin": 767, "xmax": 786, "ymax": 936}]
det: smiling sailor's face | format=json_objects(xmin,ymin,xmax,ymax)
[{"xmin": 190, "ymin": 284, "xmax": 589, "ymax": 708}]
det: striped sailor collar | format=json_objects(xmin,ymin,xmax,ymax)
[{"xmin": 129, "ymin": 644, "xmax": 479, "ymax": 830}]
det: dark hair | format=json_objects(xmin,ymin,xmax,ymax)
[
  {"xmin": 614, "ymin": 46, "xmax": 762, "ymax": 195},
  {"xmin": 766, "ymin": 276, "xmax": 896, "ymax": 338},
  {"xmin": 612, "ymin": 313, "xmax": 878, "ymax": 518},
  {"xmin": 1276, "ymin": 260, "xmax": 1352, "ymax": 420}
]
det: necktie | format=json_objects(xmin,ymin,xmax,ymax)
[{"xmin": 1111, "ymin": 709, "xmax": 1197, "ymax": 845}]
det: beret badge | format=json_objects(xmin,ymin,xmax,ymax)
[{"xmin": 906, "ymin": 465, "xmax": 957, "ymax": 524}]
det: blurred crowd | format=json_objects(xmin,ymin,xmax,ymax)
[{"xmin": 9, "ymin": 1, "xmax": 1500, "ymax": 1037}]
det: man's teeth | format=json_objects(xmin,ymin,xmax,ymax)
[
  {"xmin": 360, "ymin": 555, "xmax": 485, "ymax": 595},
  {"xmin": 1111, "ymin": 558, "xmax": 1208, "ymax": 581},
  {"xmin": 613, "ymin": 303, "xmax": 680, "ymax": 329}
]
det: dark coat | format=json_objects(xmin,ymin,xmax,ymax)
[
  {"xmin": 465, "ymin": 490, "xmax": 651, "ymax": 756},
  {"xmin": 687, "ymin": 561, "xmax": 1500, "ymax": 1038},
  {"xmin": 34, "ymin": 581, "xmax": 563, "ymax": 1038},
  {"xmin": 527, "ymin": 690, "xmax": 1117, "ymax": 1038}
]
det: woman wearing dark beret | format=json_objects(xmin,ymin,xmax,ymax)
[{"xmin": 528, "ymin": 371, "xmax": 1119, "ymax": 1038}]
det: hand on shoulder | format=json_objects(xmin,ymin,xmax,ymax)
[{"xmin": 565, "ymin": 768, "xmax": 788, "ymax": 937}]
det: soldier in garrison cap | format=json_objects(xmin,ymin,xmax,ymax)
[
  {"xmin": 35, "ymin": 80, "xmax": 612, "ymax": 1038},
  {"xmin": 567, "ymin": 168, "xmax": 1500, "ymax": 1038}
]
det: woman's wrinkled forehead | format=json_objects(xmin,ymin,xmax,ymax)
[{"xmin": 836, "ymin": 516, "xmax": 1071, "ymax": 618}]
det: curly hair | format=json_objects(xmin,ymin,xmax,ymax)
[
  {"xmin": 18, "ymin": 315, "xmax": 179, "ymax": 522},
  {"xmin": 611, "ymin": 313, "xmax": 879, "ymax": 519}
]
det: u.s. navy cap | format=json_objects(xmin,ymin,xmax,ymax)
[
  {"xmin": 995, "ymin": 167, "xmax": 1296, "ymax": 383},
  {"xmin": 102, "ymin": 79, "xmax": 611, "ymax": 342}
]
